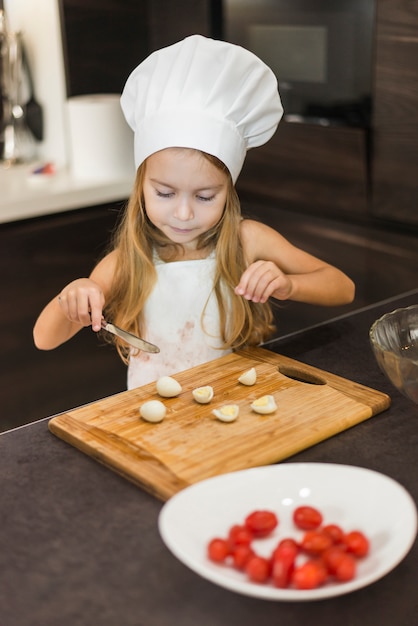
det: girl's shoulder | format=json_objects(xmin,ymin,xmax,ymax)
[
  {"xmin": 239, "ymin": 217, "xmax": 278, "ymax": 237},
  {"xmin": 94, "ymin": 249, "xmax": 119, "ymax": 272},
  {"xmin": 239, "ymin": 217, "xmax": 279, "ymax": 244},
  {"xmin": 240, "ymin": 217, "xmax": 263, "ymax": 235},
  {"xmin": 89, "ymin": 249, "xmax": 119, "ymax": 293},
  {"xmin": 239, "ymin": 218, "xmax": 289, "ymax": 263}
]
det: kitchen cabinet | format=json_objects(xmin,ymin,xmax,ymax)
[
  {"xmin": 60, "ymin": 0, "xmax": 149, "ymax": 96},
  {"xmin": 232, "ymin": 1, "xmax": 418, "ymax": 228},
  {"xmin": 237, "ymin": 122, "xmax": 369, "ymax": 218},
  {"xmin": 0, "ymin": 204, "xmax": 127, "ymax": 431},
  {"xmin": 147, "ymin": 0, "xmax": 214, "ymax": 50},
  {"xmin": 60, "ymin": 0, "xmax": 213, "ymax": 97},
  {"xmin": 371, "ymin": 0, "xmax": 418, "ymax": 225}
]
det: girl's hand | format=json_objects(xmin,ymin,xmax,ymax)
[
  {"xmin": 58, "ymin": 278, "xmax": 105, "ymax": 331},
  {"xmin": 235, "ymin": 260, "xmax": 293, "ymax": 304}
]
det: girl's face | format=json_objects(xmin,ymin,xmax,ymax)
[{"xmin": 142, "ymin": 148, "xmax": 228, "ymax": 251}]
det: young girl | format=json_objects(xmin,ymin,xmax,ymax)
[{"xmin": 33, "ymin": 35, "xmax": 355, "ymax": 389}]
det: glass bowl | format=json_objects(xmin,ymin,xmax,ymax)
[{"xmin": 370, "ymin": 305, "xmax": 418, "ymax": 404}]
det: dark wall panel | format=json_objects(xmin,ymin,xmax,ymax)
[{"xmin": 60, "ymin": 0, "xmax": 149, "ymax": 97}]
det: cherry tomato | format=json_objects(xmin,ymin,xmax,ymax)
[
  {"xmin": 343, "ymin": 530, "xmax": 370, "ymax": 557},
  {"xmin": 322, "ymin": 523, "xmax": 345, "ymax": 545},
  {"xmin": 207, "ymin": 538, "xmax": 230, "ymax": 563},
  {"xmin": 245, "ymin": 555, "xmax": 271, "ymax": 583},
  {"xmin": 301, "ymin": 529, "xmax": 333, "ymax": 555},
  {"xmin": 228, "ymin": 524, "xmax": 253, "ymax": 547},
  {"xmin": 232, "ymin": 544, "xmax": 255, "ymax": 570},
  {"xmin": 293, "ymin": 505, "xmax": 323, "ymax": 530},
  {"xmin": 272, "ymin": 537, "xmax": 299, "ymax": 560},
  {"xmin": 291, "ymin": 559, "xmax": 328, "ymax": 590},
  {"xmin": 333, "ymin": 552, "xmax": 357, "ymax": 582},
  {"xmin": 321, "ymin": 545, "xmax": 357, "ymax": 582},
  {"xmin": 271, "ymin": 539, "xmax": 299, "ymax": 588},
  {"xmin": 321, "ymin": 545, "xmax": 348, "ymax": 575},
  {"xmin": 272, "ymin": 554, "xmax": 295, "ymax": 588},
  {"xmin": 244, "ymin": 510, "xmax": 278, "ymax": 537}
]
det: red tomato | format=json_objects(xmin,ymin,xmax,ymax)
[
  {"xmin": 207, "ymin": 538, "xmax": 230, "ymax": 563},
  {"xmin": 228, "ymin": 524, "xmax": 253, "ymax": 547},
  {"xmin": 272, "ymin": 538, "xmax": 299, "ymax": 560},
  {"xmin": 293, "ymin": 505, "xmax": 323, "ymax": 530},
  {"xmin": 244, "ymin": 510, "xmax": 278, "ymax": 537},
  {"xmin": 301, "ymin": 530, "xmax": 333, "ymax": 555},
  {"xmin": 322, "ymin": 523, "xmax": 345, "ymax": 545},
  {"xmin": 321, "ymin": 545, "xmax": 348, "ymax": 575},
  {"xmin": 343, "ymin": 530, "xmax": 370, "ymax": 557},
  {"xmin": 291, "ymin": 559, "xmax": 328, "ymax": 590},
  {"xmin": 333, "ymin": 553, "xmax": 357, "ymax": 582},
  {"xmin": 245, "ymin": 555, "xmax": 271, "ymax": 583},
  {"xmin": 322, "ymin": 546, "xmax": 356, "ymax": 581},
  {"xmin": 272, "ymin": 554, "xmax": 295, "ymax": 589},
  {"xmin": 232, "ymin": 544, "xmax": 255, "ymax": 570},
  {"xmin": 271, "ymin": 539, "xmax": 299, "ymax": 589}
]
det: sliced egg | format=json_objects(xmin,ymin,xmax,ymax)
[
  {"xmin": 238, "ymin": 367, "xmax": 257, "ymax": 386},
  {"xmin": 212, "ymin": 404, "xmax": 239, "ymax": 422},
  {"xmin": 156, "ymin": 375, "xmax": 182, "ymax": 398},
  {"xmin": 192, "ymin": 385, "xmax": 214, "ymax": 404},
  {"xmin": 139, "ymin": 400, "xmax": 166, "ymax": 423},
  {"xmin": 250, "ymin": 394, "xmax": 277, "ymax": 415}
]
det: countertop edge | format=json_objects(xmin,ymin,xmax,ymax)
[{"xmin": 0, "ymin": 163, "xmax": 134, "ymax": 223}]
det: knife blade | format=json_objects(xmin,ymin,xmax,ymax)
[{"xmin": 101, "ymin": 321, "xmax": 160, "ymax": 353}]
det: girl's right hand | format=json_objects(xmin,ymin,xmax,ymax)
[{"xmin": 58, "ymin": 278, "xmax": 105, "ymax": 332}]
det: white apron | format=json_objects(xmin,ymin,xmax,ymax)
[{"xmin": 127, "ymin": 252, "xmax": 231, "ymax": 389}]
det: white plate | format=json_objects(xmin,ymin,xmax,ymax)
[{"xmin": 158, "ymin": 463, "xmax": 417, "ymax": 601}]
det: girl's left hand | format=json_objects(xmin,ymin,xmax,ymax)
[{"xmin": 235, "ymin": 260, "xmax": 293, "ymax": 304}]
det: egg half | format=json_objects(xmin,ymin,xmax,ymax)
[
  {"xmin": 250, "ymin": 395, "xmax": 277, "ymax": 415},
  {"xmin": 212, "ymin": 404, "xmax": 239, "ymax": 422},
  {"xmin": 156, "ymin": 375, "xmax": 182, "ymax": 398},
  {"xmin": 139, "ymin": 400, "xmax": 166, "ymax": 423},
  {"xmin": 238, "ymin": 367, "xmax": 257, "ymax": 386},
  {"xmin": 192, "ymin": 385, "xmax": 214, "ymax": 404}
]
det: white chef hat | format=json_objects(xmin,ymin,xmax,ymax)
[{"xmin": 120, "ymin": 35, "xmax": 283, "ymax": 183}]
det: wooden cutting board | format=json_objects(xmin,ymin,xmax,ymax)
[{"xmin": 49, "ymin": 347, "xmax": 390, "ymax": 501}]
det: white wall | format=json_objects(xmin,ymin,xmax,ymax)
[{"xmin": 4, "ymin": 0, "xmax": 69, "ymax": 166}]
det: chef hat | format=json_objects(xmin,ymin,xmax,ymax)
[{"xmin": 120, "ymin": 35, "xmax": 283, "ymax": 183}]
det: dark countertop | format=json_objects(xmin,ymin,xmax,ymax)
[{"xmin": 1, "ymin": 290, "xmax": 417, "ymax": 626}]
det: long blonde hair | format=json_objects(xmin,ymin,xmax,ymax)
[{"xmin": 105, "ymin": 150, "xmax": 275, "ymax": 363}]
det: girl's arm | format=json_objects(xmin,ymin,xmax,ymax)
[
  {"xmin": 33, "ymin": 250, "xmax": 118, "ymax": 350},
  {"xmin": 236, "ymin": 219, "xmax": 355, "ymax": 305}
]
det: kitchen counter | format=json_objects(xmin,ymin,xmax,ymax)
[
  {"xmin": 0, "ymin": 162, "xmax": 133, "ymax": 223},
  {"xmin": 0, "ymin": 290, "xmax": 417, "ymax": 626}
]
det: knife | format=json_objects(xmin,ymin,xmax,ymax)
[{"xmin": 101, "ymin": 320, "xmax": 160, "ymax": 353}]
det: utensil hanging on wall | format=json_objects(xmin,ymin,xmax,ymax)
[
  {"xmin": 21, "ymin": 43, "xmax": 43, "ymax": 141},
  {"xmin": 0, "ymin": 9, "xmax": 42, "ymax": 164}
]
